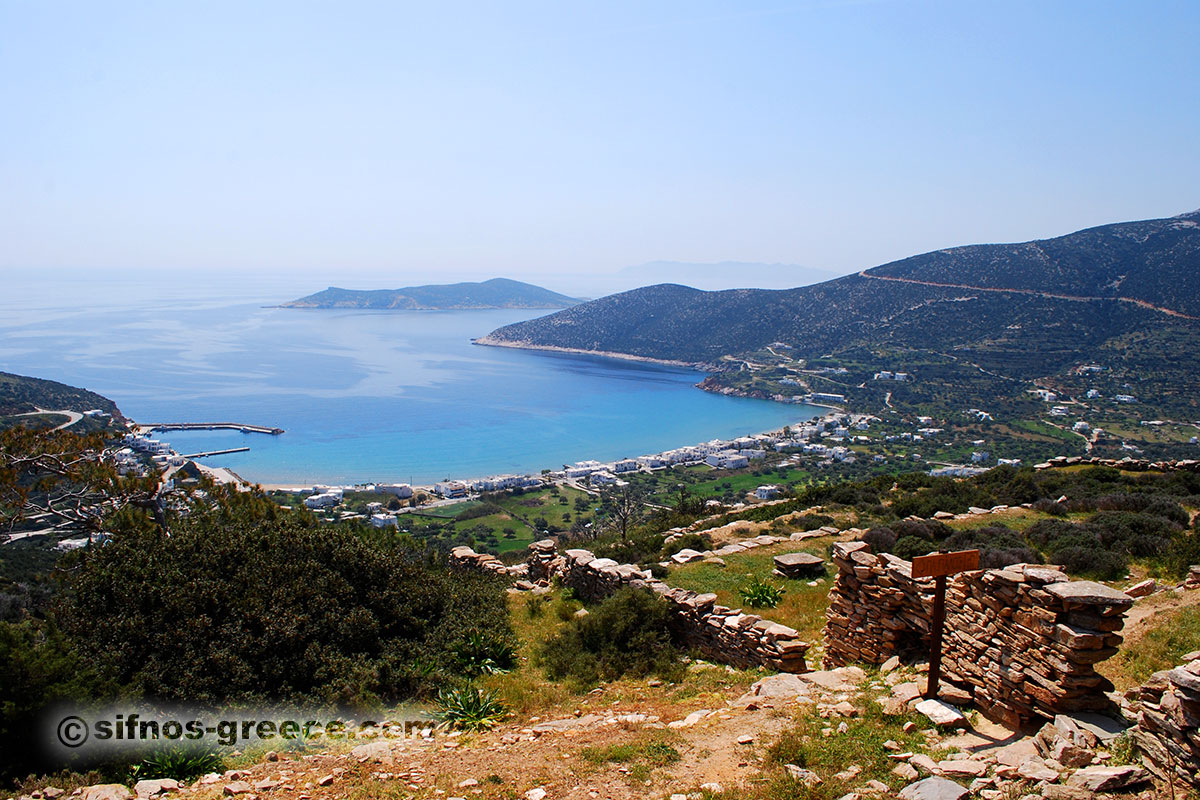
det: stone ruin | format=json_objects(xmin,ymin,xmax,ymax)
[
  {"xmin": 824, "ymin": 541, "xmax": 1133, "ymax": 727},
  {"xmin": 1127, "ymin": 651, "xmax": 1200, "ymax": 789},
  {"xmin": 448, "ymin": 545, "xmax": 527, "ymax": 578},
  {"xmin": 526, "ymin": 539, "xmax": 810, "ymax": 672}
]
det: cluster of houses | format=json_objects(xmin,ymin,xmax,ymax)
[
  {"xmin": 433, "ymin": 473, "xmax": 544, "ymax": 498},
  {"xmin": 113, "ymin": 432, "xmax": 182, "ymax": 475},
  {"xmin": 872, "ymin": 370, "xmax": 910, "ymax": 381},
  {"xmin": 303, "ymin": 486, "xmax": 344, "ymax": 509}
]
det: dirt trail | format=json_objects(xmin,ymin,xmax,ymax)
[{"xmin": 857, "ymin": 270, "xmax": 1200, "ymax": 321}]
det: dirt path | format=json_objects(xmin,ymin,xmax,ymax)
[{"xmin": 857, "ymin": 270, "xmax": 1200, "ymax": 320}]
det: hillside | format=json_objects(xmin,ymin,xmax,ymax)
[
  {"xmin": 480, "ymin": 210, "xmax": 1200, "ymax": 363},
  {"xmin": 282, "ymin": 277, "xmax": 581, "ymax": 310},
  {"xmin": 0, "ymin": 371, "xmax": 123, "ymax": 420},
  {"xmin": 477, "ymin": 211, "xmax": 1200, "ymax": 417}
]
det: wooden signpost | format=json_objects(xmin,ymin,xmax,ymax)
[{"xmin": 911, "ymin": 549, "xmax": 981, "ymax": 699}]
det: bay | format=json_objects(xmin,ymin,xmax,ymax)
[{"xmin": 0, "ymin": 275, "xmax": 820, "ymax": 485}]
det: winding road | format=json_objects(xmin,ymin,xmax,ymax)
[{"xmin": 10, "ymin": 407, "xmax": 84, "ymax": 430}]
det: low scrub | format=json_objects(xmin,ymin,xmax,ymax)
[{"xmin": 537, "ymin": 588, "xmax": 682, "ymax": 687}]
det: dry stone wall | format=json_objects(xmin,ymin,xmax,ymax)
[
  {"xmin": 1127, "ymin": 652, "xmax": 1200, "ymax": 789},
  {"xmin": 527, "ymin": 540, "xmax": 810, "ymax": 673},
  {"xmin": 825, "ymin": 541, "xmax": 1132, "ymax": 726},
  {"xmin": 448, "ymin": 546, "xmax": 527, "ymax": 578}
]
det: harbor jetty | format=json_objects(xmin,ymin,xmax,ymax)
[{"xmin": 139, "ymin": 422, "xmax": 285, "ymax": 435}]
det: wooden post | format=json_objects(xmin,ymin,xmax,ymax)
[
  {"xmin": 927, "ymin": 575, "xmax": 947, "ymax": 699},
  {"xmin": 911, "ymin": 549, "xmax": 980, "ymax": 701}
]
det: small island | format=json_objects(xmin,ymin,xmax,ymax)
[{"xmin": 281, "ymin": 277, "xmax": 582, "ymax": 310}]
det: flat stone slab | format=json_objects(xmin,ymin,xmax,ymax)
[
  {"xmin": 1066, "ymin": 765, "xmax": 1151, "ymax": 791},
  {"xmin": 532, "ymin": 714, "xmax": 605, "ymax": 733},
  {"xmin": 799, "ymin": 665, "xmax": 867, "ymax": 692},
  {"xmin": 1045, "ymin": 580, "xmax": 1132, "ymax": 606},
  {"xmin": 670, "ymin": 548, "xmax": 706, "ymax": 564},
  {"xmin": 898, "ymin": 776, "xmax": 969, "ymax": 800},
  {"xmin": 914, "ymin": 699, "xmax": 966, "ymax": 727},
  {"xmin": 1055, "ymin": 712, "xmax": 1128, "ymax": 743},
  {"xmin": 774, "ymin": 552, "xmax": 825, "ymax": 576}
]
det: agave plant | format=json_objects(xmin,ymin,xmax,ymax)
[
  {"xmin": 130, "ymin": 742, "xmax": 225, "ymax": 781},
  {"xmin": 739, "ymin": 575, "xmax": 786, "ymax": 608},
  {"xmin": 433, "ymin": 685, "xmax": 508, "ymax": 731},
  {"xmin": 454, "ymin": 630, "xmax": 516, "ymax": 676}
]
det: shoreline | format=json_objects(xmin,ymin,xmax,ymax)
[
  {"xmin": 141, "ymin": 341, "xmax": 842, "ymax": 492},
  {"xmin": 471, "ymin": 336, "xmax": 708, "ymax": 370},
  {"xmin": 160, "ymin": 402, "xmax": 837, "ymax": 493}
]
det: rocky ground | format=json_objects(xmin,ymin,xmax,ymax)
[{"xmin": 24, "ymin": 656, "xmax": 1185, "ymax": 800}]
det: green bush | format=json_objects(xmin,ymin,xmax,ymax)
[
  {"xmin": 0, "ymin": 619, "xmax": 113, "ymax": 781},
  {"xmin": 942, "ymin": 525, "xmax": 1042, "ymax": 569},
  {"xmin": 1167, "ymin": 531, "xmax": 1200, "ymax": 580},
  {"xmin": 453, "ymin": 630, "xmax": 516, "ymax": 677},
  {"xmin": 58, "ymin": 487, "xmax": 512, "ymax": 706},
  {"xmin": 538, "ymin": 588, "xmax": 681, "ymax": 686}
]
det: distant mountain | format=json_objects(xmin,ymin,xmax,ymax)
[
  {"xmin": 0, "ymin": 371, "xmax": 123, "ymax": 420},
  {"xmin": 282, "ymin": 278, "xmax": 582, "ymax": 310},
  {"xmin": 477, "ymin": 210, "xmax": 1200, "ymax": 378}
]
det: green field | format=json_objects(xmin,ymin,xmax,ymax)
[{"xmin": 666, "ymin": 538, "xmax": 836, "ymax": 642}]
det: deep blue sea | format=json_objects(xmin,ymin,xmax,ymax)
[{"xmin": 0, "ymin": 274, "xmax": 820, "ymax": 485}]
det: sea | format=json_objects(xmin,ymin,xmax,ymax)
[{"xmin": 0, "ymin": 273, "xmax": 821, "ymax": 486}]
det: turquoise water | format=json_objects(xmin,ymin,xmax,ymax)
[{"xmin": 0, "ymin": 276, "xmax": 819, "ymax": 485}]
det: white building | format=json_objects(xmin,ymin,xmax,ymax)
[
  {"xmin": 369, "ymin": 513, "xmax": 398, "ymax": 528},
  {"xmin": 706, "ymin": 451, "xmax": 749, "ymax": 469},
  {"xmin": 433, "ymin": 480, "xmax": 469, "ymax": 498},
  {"xmin": 304, "ymin": 492, "xmax": 341, "ymax": 509},
  {"xmin": 612, "ymin": 459, "xmax": 639, "ymax": 473},
  {"xmin": 378, "ymin": 483, "xmax": 413, "ymax": 498},
  {"xmin": 755, "ymin": 485, "xmax": 782, "ymax": 500}
]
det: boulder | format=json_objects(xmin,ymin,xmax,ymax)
[
  {"xmin": 897, "ymin": 776, "xmax": 969, "ymax": 800},
  {"xmin": 82, "ymin": 787, "xmax": 133, "ymax": 800},
  {"xmin": 133, "ymin": 780, "xmax": 179, "ymax": 798}
]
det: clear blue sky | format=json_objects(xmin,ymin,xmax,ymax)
[{"xmin": 2, "ymin": 0, "xmax": 1198, "ymax": 291}]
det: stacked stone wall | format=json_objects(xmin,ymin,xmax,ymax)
[
  {"xmin": 529, "ymin": 541, "xmax": 809, "ymax": 673},
  {"xmin": 448, "ymin": 546, "xmax": 527, "ymax": 578},
  {"xmin": 1128, "ymin": 653, "xmax": 1200, "ymax": 788},
  {"xmin": 825, "ymin": 541, "xmax": 1132, "ymax": 725}
]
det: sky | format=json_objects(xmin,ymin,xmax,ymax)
[{"xmin": 2, "ymin": 0, "xmax": 1198, "ymax": 295}]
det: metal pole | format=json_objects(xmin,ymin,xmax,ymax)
[{"xmin": 926, "ymin": 574, "xmax": 947, "ymax": 699}]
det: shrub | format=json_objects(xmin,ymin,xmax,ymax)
[
  {"xmin": 433, "ymin": 686, "xmax": 507, "ymax": 730},
  {"xmin": 1052, "ymin": 547, "xmax": 1128, "ymax": 581},
  {"xmin": 861, "ymin": 527, "xmax": 897, "ymax": 553},
  {"xmin": 453, "ymin": 630, "xmax": 516, "ymax": 677},
  {"xmin": 538, "ymin": 588, "xmax": 681, "ymax": 686},
  {"xmin": 942, "ymin": 525, "xmax": 1042, "ymax": 569},
  {"xmin": 58, "ymin": 487, "xmax": 513, "ymax": 705},
  {"xmin": 739, "ymin": 576, "xmax": 786, "ymax": 608},
  {"xmin": 1167, "ymin": 531, "xmax": 1200, "ymax": 580},
  {"xmin": 1031, "ymin": 498, "xmax": 1068, "ymax": 516}
]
